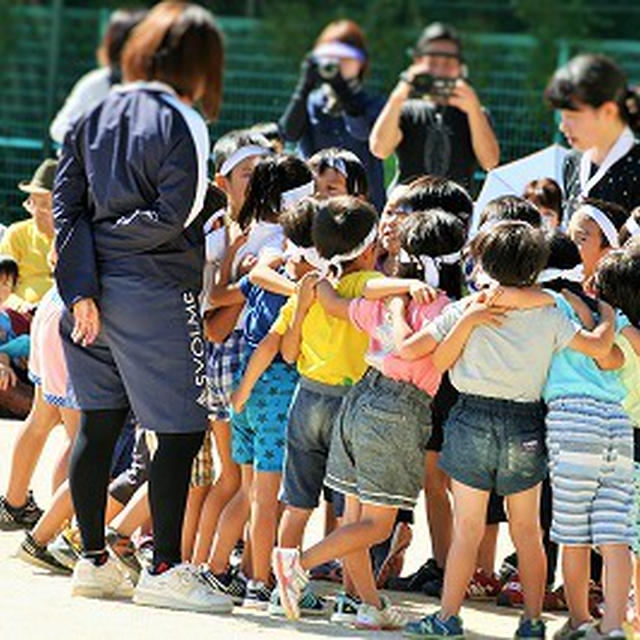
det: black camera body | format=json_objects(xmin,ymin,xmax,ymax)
[{"xmin": 410, "ymin": 73, "xmax": 458, "ymax": 99}]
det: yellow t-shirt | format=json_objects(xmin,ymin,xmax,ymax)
[
  {"xmin": 272, "ymin": 270, "xmax": 381, "ymax": 386},
  {"xmin": 0, "ymin": 219, "xmax": 53, "ymax": 306},
  {"xmin": 616, "ymin": 332, "xmax": 640, "ymax": 426}
]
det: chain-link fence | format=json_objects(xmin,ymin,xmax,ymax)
[{"xmin": 1, "ymin": 5, "xmax": 639, "ymax": 221}]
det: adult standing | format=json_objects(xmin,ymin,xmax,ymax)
[
  {"xmin": 278, "ymin": 20, "xmax": 386, "ymax": 211},
  {"xmin": 545, "ymin": 54, "xmax": 640, "ymax": 223},
  {"xmin": 370, "ymin": 22, "xmax": 499, "ymax": 191},
  {"xmin": 53, "ymin": 2, "xmax": 232, "ymax": 613}
]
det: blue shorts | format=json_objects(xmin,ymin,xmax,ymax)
[
  {"xmin": 280, "ymin": 377, "xmax": 350, "ymax": 509},
  {"xmin": 231, "ymin": 361, "xmax": 298, "ymax": 472},
  {"xmin": 206, "ymin": 329, "xmax": 246, "ymax": 421},
  {"xmin": 440, "ymin": 393, "xmax": 546, "ymax": 496}
]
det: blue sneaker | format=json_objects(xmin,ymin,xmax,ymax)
[
  {"xmin": 515, "ymin": 617, "xmax": 546, "ymax": 639},
  {"xmin": 403, "ymin": 612, "xmax": 465, "ymax": 638}
]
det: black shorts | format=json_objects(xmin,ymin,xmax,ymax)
[{"xmin": 426, "ymin": 373, "xmax": 458, "ymax": 452}]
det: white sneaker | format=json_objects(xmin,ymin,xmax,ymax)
[
  {"xmin": 271, "ymin": 547, "xmax": 308, "ymax": 621},
  {"xmin": 71, "ymin": 556, "xmax": 134, "ymax": 599},
  {"xmin": 133, "ymin": 563, "xmax": 233, "ymax": 613},
  {"xmin": 354, "ymin": 595, "xmax": 408, "ymax": 630}
]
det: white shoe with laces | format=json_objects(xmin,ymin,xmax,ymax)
[
  {"xmin": 354, "ymin": 595, "xmax": 408, "ymax": 630},
  {"xmin": 133, "ymin": 563, "xmax": 233, "ymax": 613},
  {"xmin": 71, "ymin": 556, "xmax": 134, "ymax": 599}
]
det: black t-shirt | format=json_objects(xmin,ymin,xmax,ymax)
[
  {"xmin": 562, "ymin": 142, "xmax": 640, "ymax": 222},
  {"xmin": 396, "ymin": 99, "xmax": 477, "ymax": 189}
]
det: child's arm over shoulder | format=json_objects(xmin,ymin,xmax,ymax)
[
  {"xmin": 566, "ymin": 299, "xmax": 616, "ymax": 359},
  {"xmin": 487, "ymin": 286, "xmax": 555, "ymax": 310},
  {"xmin": 560, "ymin": 290, "xmax": 595, "ymax": 329},
  {"xmin": 361, "ymin": 276, "xmax": 438, "ymax": 305},
  {"xmin": 248, "ymin": 252, "xmax": 296, "ymax": 297},
  {"xmin": 599, "ymin": 324, "xmax": 640, "ymax": 371},
  {"xmin": 316, "ymin": 278, "xmax": 351, "ymax": 320},
  {"xmin": 231, "ymin": 332, "xmax": 281, "ymax": 413},
  {"xmin": 279, "ymin": 272, "xmax": 318, "ymax": 364}
]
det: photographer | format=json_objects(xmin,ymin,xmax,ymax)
[
  {"xmin": 370, "ymin": 23, "xmax": 499, "ymax": 190},
  {"xmin": 278, "ymin": 20, "xmax": 386, "ymax": 210}
]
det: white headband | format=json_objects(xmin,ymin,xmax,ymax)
[
  {"xmin": 313, "ymin": 42, "xmax": 366, "ymax": 62},
  {"xmin": 537, "ymin": 264, "xmax": 584, "ymax": 285},
  {"xmin": 321, "ymin": 156, "xmax": 348, "ymax": 178},
  {"xmin": 219, "ymin": 145, "xmax": 270, "ymax": 176},
  {"xmin": 281, "ymin": 180, "xmax": 315, "ymax": 210},
  {"xmin": 580, "ymin": 204, "xmax": 620, "ymax": 248},
  {"xmin": 323, "ymin": 225, "xmax": 377, "ymax": 279},
  {"xmin": 286, "ymin": 242, "xmax": 329, "ymax": 272},
  {"xmin": 625, "ymin": 216, "xmax": 640, "ymax": 238},
  {"xmin": 418, "ymin": 251, "xmax": 462, "ymax": 287}
]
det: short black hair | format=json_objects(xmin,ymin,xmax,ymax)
[
  {"xmin": 539, "ymin": 230, "xmax": 587, "ymax": 298},
  {"xmin": 594, "ymin": 241, "xmax": 640, "ymax": 326},
  {"xmin": 211, "ymin": 128, "xmax": 271, "ymax": 174},
  {"xmin": 472, "ymin": 220, "xmax": 550, "ymax": 287},
  {"xmin": 279, "ymin": 197, "xmax": 317, "ymax": 249},
  {"xmin": 312, "ymin": 195, "xmax": 378, "ymax": 260},
  {"xmin": 308, "ymin": 147, "xmax": 368, "ymax": 199},
  {"xmin": 400, "ymin": 208, "xmax": 466, "ymax": 298},
  {"xmin": 479, "ymin": 195, "xmax": 542, "ymax": 229},
  {"xmin": 0, "ymin": 255, "xmax": 18, "ymax": 287},
  {"xmin": 397, "ymin": 175, "xmax": 473, "ymax": 230},
  {"xmin": 411, "ymin": 22, "xmax": 462, "ymax": 59}
]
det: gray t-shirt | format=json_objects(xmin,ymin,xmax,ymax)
[{"xmin": 429, "ymin": 301, "xmax": 579, "ymax": 402}]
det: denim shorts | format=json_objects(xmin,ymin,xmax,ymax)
[
  {"xmin": 326, "ymin": 369, "xmax": 433, "ymax": 510},
  {"xmin": 279, "ymin": 377, "xmax": 350, "ymax": 509},
  {"xmin": 440, "ymin": 393, "xmax": 546, "ymax": 496},
  {"xmin": 231, "ymin": 361, "xmax": 298, "ymax": 473}
]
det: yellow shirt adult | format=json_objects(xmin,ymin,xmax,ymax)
[
  {"xmin": 272, "ymin": 270, "xmax": 381, "ymax": 386},
  {"xmin": 0, "ymin": 218, "xmax": 53, "ymax": 306}
]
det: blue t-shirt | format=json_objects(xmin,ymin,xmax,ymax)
[
  {"xmin": 543, "ymin": 291, "xmax": 627, "ymax": 404},
  {"xmin": 239, "ymin": 274, "xmax": 288, "ymax": 359}
]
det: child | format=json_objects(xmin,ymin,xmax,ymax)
[
  {"xmin": 590, "ymin": 245, "xmax": 640, "ymax": 638},
  {"xmin": 523, "ymin": 178, "xmax": 563, "ymax": 230},
  {"xmin": 272, "ymin": 208, "xmax": 467, "ymax": 630},
  {"xmin": 400, "ymin": 220, "xmax": 617, "ymax": 639},
  {"xmin": 201, "ymin": 154, "xmax": 315, "ymax": 600},
  {"xmin": 201, "ymin": 198, "xmax": 318, "ymax": 608},
  {"xmin": 0, "ymin": 255, "xmax": 30, "ymax": 364},
  {"xmin": 308, "ymin": 147, "xmax": 368, "ymax": 200},
  {"xmin": 269, "ymin": 196, "xmax": 382, "ymax": 616}
]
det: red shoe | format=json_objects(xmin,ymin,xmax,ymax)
[
  {"xmin": 497, "ymin": 573, "xmax": 524, "ymax": 607},
  {"xmin": 466, "ymin": 568, "xmax": 502, "ymax": 600},
  {"xmin": 542, "ymin": 584, "xmax": 568, "ymax": 611},
  {"xmin": 588, "ymin": 580, "xmax": 604, "ymax": 619}
]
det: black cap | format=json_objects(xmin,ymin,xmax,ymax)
[{"xmin": 409, "ymin": 22, "xmax": 462, "ymax": 59}]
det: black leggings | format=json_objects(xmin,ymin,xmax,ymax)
[{"xmin": 70, "ymin": 408, "xmax": 204, "ymax": 566}]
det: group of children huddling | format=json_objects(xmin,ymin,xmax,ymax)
[{"xmin": 7, "ymin": 126, "xmax": 640, "ymax": 640}]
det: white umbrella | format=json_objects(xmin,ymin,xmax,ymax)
[{"xmin": 471, "ymin": 144, "xmax": 569, "ymax": 233}]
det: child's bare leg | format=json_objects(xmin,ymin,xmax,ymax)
[
  {"xmin": 561, "ymin": 545, "xmax": 591, "ymax": 626},
  {"xmin": 440, "ymin": 480, "xmax": 489, "ymax": 618},
  {"xmin": 250, "ymin": 471, "xmax": 281, "ymax": 583},
  {"xmin": 505, "ymin": 483, "xmax": 546, "ymax": 621},
  {"xmin": 31, "ymin": 480, "xmax": 73, "ymax": 545},
  {"xmin": 5, "ymin": 386, "xmax": 59, "ymax": 506},
  {"xmin": 424, "ymin": 451, "xmax": 452, "ymax": 568},
  {"xmin": 599, "ymin": 544, "xmax": 632, "ymax": 633},
  {"xmin": 278, "ymin": 505, "xmax": 312, "ymax": 548},
  {"xmin": 191, "ymin": 420, "xmax": 240, "ymax": 564},
  {"xmin": 208, "ymin": 465, "xmax": 252, "ymax": 573},
  {"xmin": 181, "ymin": 485, "xmax": 209, "ymax": 561},
  {"xmin": 299, "ymin": 496, "xmax": 397, "ymax": 606},
  {"xmin": 51, "ymin": 407, "xmax": 81, "ymax": 493},
  {"xmin": 477, "ymin": 524, "xmax": 499, "ymax": 573},
  {"xmin": 109, "ymin": 482, "xmax": 150, "ymax": 537}
]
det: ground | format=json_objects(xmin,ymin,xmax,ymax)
[{"xmin": 0, "ymin": 420, "xmax": 568, "ymax": 639}]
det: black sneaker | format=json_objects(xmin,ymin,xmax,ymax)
[
  {"xmin": 386, "ymin": 558, "xmax": 443, "ymax": 592},
  {"xmin": 17, "ymin": 532, "xmax": 71, "ymax": 574},
  {"xmin": 242, "ymin": 579, "xmax": 272, "ymax": 609},
  {"xmin": 0, "ymin": 493, "xmax": 42, "ymax": 531},
  {"xmin": 198, "ymin": 565, "xmax": 247, "ymax": 605},
  {"xmin": 422, "ymin": 573, "xmax": 444, "ymax": 597}
]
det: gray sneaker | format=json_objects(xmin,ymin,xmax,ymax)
[
  {"xmin": 553, "ymin": 619, "xmax": 592, "ymax": 639},
  {"xmin": 48, "ymin": 526, "xmax": 82, "ymax": 571},
  {"xmin": 0, "ymin": 493, "xmax": 43, "ymax": 531},
  {"xmin": 17, "ymin": 532, "xmax": 71, "ymax": 574}
]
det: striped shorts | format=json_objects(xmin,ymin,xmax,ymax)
[{"xmin": 547, "ymin": 396, "xmax": 634, "ymax": 546}]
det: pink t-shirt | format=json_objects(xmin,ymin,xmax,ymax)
[{"xmin": 348, "ymin": 293, "xmax": 450, "ymax": 397}]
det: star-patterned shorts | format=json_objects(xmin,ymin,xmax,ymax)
[{"xmin": 231, "ymin": 361, "xmax": 298, "ymax": 472}]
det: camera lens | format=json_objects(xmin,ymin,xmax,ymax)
[{"xmin": 317, "ymin": 58, "xmax": 340, "ymax": 80}]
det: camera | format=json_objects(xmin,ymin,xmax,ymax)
[
  {"xmin": 315, "ymin": 57, "xmax": 340, "ymax": 80},
  {"xmin": 410, "ymin": 72, "xmax": 458, "ymax": 99}
]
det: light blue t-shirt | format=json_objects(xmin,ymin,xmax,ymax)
[{"xmin": 543, "ymin": 291, "xmax": 628, "ymax": 404}]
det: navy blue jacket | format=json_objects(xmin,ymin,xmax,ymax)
[{"xmin": 53, "ymin": 82, "xmax": 210, "ymax": 307}]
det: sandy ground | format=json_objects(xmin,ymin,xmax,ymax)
[{"xmin": 0, "ymin": 420, "xmax": 568, "ymax": 639}]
